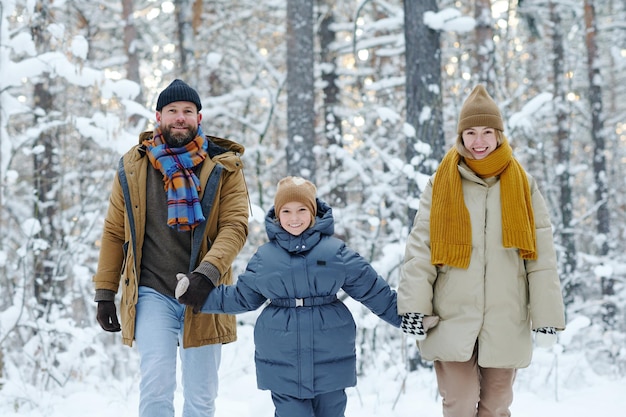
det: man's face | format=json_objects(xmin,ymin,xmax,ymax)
[{"xmin": 156, "ymin": 101, "xmax": 202, "ymax": 147}]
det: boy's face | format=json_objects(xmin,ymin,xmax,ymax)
[{"xmin": 278, "ymin": 201, "xmax": 312, "ymax": 236}]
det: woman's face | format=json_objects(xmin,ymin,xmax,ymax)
[
  {"xmin": 278, "ymin": 201, "xmax": 312, "ymax": 236},
  {"xmin": 461, "ymin": 126, "xmax": 498, "ymax": 159}
]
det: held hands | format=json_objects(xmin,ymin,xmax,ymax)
[
  {"xmin": 534, "ymin": 327, "xmax": 557, "ymax": 348},
  {"xmin": 401, "ymin": 312, "xmax": 440, "ymax": 341},
  {"xmin": 96, "ymin": 301, "xmax": 121, "ymax": 332},
  {"xmin": 175, "ymin": 273, "xmax": 190, "ymax": 299},
  {"xmin": 176, "ymin": 272, "xmax": 215, "ymax": 313}
]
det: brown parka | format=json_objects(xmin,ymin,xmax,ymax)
[
  {"xmin": 398, "ymin": 162, "xmax": 566, "ymax": 368},
  {"xmin": 93, "ymin": 132, "xmax": 249, "ymax": 348}
]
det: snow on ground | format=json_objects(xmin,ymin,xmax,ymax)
[{"xmin": 2, "ymin": 315, "xmax": 625, "ymax": 416}]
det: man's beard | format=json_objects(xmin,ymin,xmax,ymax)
[{"xmin": 161, "ymin": 123, "xmax": 198, "ymax": 148}]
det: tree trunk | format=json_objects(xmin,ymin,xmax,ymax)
[
  {"xmin": 584, "ymin": 0, "xmax": 613, "ymax": 325},
  {"xmin": 403, "ymin": 0, "xmax": 444, "ymax": 219},
  {"xmin": 122, "ymin": 0, "xmax": 145, "ymax": 129},
  {"xmin": 176, "ymin": 0, "xmax": 200, "ymax": 79},
  {"xmin": 319, "ymin": 2, "xmax": 345, "ymax": 206},
  {"xmin": 286, "ymin": 0, "xmax": 316, "ymax": 180},
  {"xmin": 550, "ymin": 2, "xmax": 577, "ymax": 298},
  {"xmin": 31, "ymin": 2, "xmax": 62, "ymax": 315},
  {"xmin": 474, "ymin": 0, "xmax": 496, "ymax": 91}
]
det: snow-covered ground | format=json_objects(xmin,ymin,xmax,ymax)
[{"xmin": 2, "ymin": 314, "xmax": 624, "ymax": 416}]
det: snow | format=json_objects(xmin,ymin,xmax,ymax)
[
  {"xmin": 1, "ymin": 312, "xmax": 624, "ymax": 417},
  {"xmin": 1, "ymin": 2, "xmax": 624, "ymax": 417},
  {"xmin": 376, "ymin": 106, "xmax": 401, "ymax": 123},
  {"xmin": 7, "ymin": 32, "xmax": 37, "ymax": 56},
  {"xmin": 424, "ymin": 8, "xmax": 476, "ymax": 33},
  {"xmin": 20, "ymin": 218, "xmax": 41, "ymax": 237},
  {"xmin": 71, "ymin": 35, "xmax": 89, "ymax": 60},
  {"xmin": 508, "ymin": 93, "xmax": 554, "ymax": 135},
  {"xmin": 249, "ymin": 203, "xmax": 266, "ymax": 223}
]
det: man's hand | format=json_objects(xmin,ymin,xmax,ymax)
[
  {"xmin": 176, "ymin": 272, "xmax": 215, "ymax": 313},
  {"xmin": 97, "ymin": 301, "xmax": 121, "ymax": 332}
]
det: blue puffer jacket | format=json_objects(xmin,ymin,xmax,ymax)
[{"xmin": 201, "ymin": 199, "xmax": 401, "ymax": 398}]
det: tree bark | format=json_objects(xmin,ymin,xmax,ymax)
[
  {"xmin": 474, "ymin": 0, "xmax": 496, "ymax": 91},
  {"xmin": 122, "ymin": 0, "xmax": 145, "ymax": 129},
  {"xmin": 31, "ymin": 2, "xmax": 61, "ymax": 314},
  {"xmin": 286, "ymin": 0, "xmax": 316, "ymax": 179},
  {"xmin": 550, "ymin": 2, "xmax": 577, "ymax": 292},
  {"xmin": 404, "ymin": 0, "xmax": 444, "ymax": 219},
  {"xmin": 584, "ymin": 0, "xmax": 614, "ymax": 325},
  {"xmin": 319, "ymin": 2, "xmax": 345, "ymax": 206}
]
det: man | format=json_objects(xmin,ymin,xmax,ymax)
[{"xmin": 93, "ymin": 79, "xmax": 249, "ymax": 417}]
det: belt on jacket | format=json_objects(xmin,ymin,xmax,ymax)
[{"xmin": 270, "ymin": 295, "xmax": 338, "ymax": 308}]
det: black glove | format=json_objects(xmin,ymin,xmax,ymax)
[
  {"xmin": 177, "ymin": 272, "xmax": 215, "ymax": 313},
  {"xmin": 97, "ymin": 301, "xmax": 121, "ymax": 332}
]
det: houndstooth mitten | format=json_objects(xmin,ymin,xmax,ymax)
[
  {"xmin": 402, "ymin": 312, "xmax": 427, "ymax": 340},
  {"xmin": 534, "ymin": 327, "xmax": 557, "ymax": 348}
]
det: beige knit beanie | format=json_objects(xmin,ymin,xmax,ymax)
[
  {"xmin": 457, "ymin": 85, "xmax": 504, "ymax": 133},
  {"xmin": 274, "ymin": 176, "xmax": 317, "ymax": 217}
]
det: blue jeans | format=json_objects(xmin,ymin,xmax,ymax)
[{"xmin": 135, "ymin": 286, "xmax": 222, "ymax": 417}]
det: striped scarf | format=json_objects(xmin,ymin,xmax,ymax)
[
  {"xmin": 144, "ymin": 125, "xmax": 208, "ymax": 231},
  {"xmin": 430, "ymin": 137, "xmax": 536, "ymax": 269}
]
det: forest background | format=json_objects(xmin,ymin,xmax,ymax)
[{"xmin": 1, "ymin": 0, "xmax": 625, "ymax": 413}]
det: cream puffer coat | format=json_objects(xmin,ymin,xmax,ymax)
[
  {"xmin": 398, "ymin": 162, "xmax": 565, "ymax": 368},
  {"xmin": 93, "ymin": 132, "xmax": 249, "ymax": 348}
]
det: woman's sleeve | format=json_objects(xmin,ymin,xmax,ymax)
[
  {"xmin": 525, "ymin": 179, "xmax": 566, "ymax": 330},
  {"xmin": 397, "ymin": 178, "xmax": 438, "ymax": 315}
]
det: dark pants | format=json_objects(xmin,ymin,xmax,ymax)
[{"xmin": 271, "ymin": 389, "xmax": 347, "ymax": 417}]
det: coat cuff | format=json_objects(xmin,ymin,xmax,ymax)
[
  {"xmin": 94, "ymin": 289, "xmax": 116, "ymax": 302},
  {"xmin": 194, "ymin": 262, "xmax": 221, "ymax": 286}
]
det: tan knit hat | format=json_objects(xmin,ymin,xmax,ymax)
[
  {"xmin": 274, "ymin": 176, "xmax": 317, "ymax": 217},
  {"xmin": 457, "ymin": 85, "xmax": 504, "ymax": 133}
]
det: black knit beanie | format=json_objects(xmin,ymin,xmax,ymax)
[{"xmin": 156, "ymin": 79, "xmax": 202, "ymax": 111}]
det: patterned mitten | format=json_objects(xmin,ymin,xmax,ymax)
[
  {"xmin": 402, "ymin": 313, "xmax": 427, "ymax": 340},
  {"xmin": 534, "ymin": 327, "xmax": 557, "ymax": 348}
]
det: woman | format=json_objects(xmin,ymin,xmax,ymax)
[{"xmin": 398, "ymin": 85, "xmax": 566, "ymax": 417}]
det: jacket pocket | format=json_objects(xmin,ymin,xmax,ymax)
[
  {"xmin": 432, "ymin": 266, "xmax": 452, "ymax": 317},
  {"xmin": 120, "ymin": 241, "xmax": 129, "ymax": 281},
  {"xmin": 120, "ymin": 241, "xmax": 133, "ymax": 305},
  {"xmin": 518, "ymin": 259, "xmax": 529, "ymax": 321}
]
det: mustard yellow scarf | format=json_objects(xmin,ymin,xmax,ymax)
[{"xmin": 430, "ymin": 138, "xmax": 536, "ymax": 269}]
